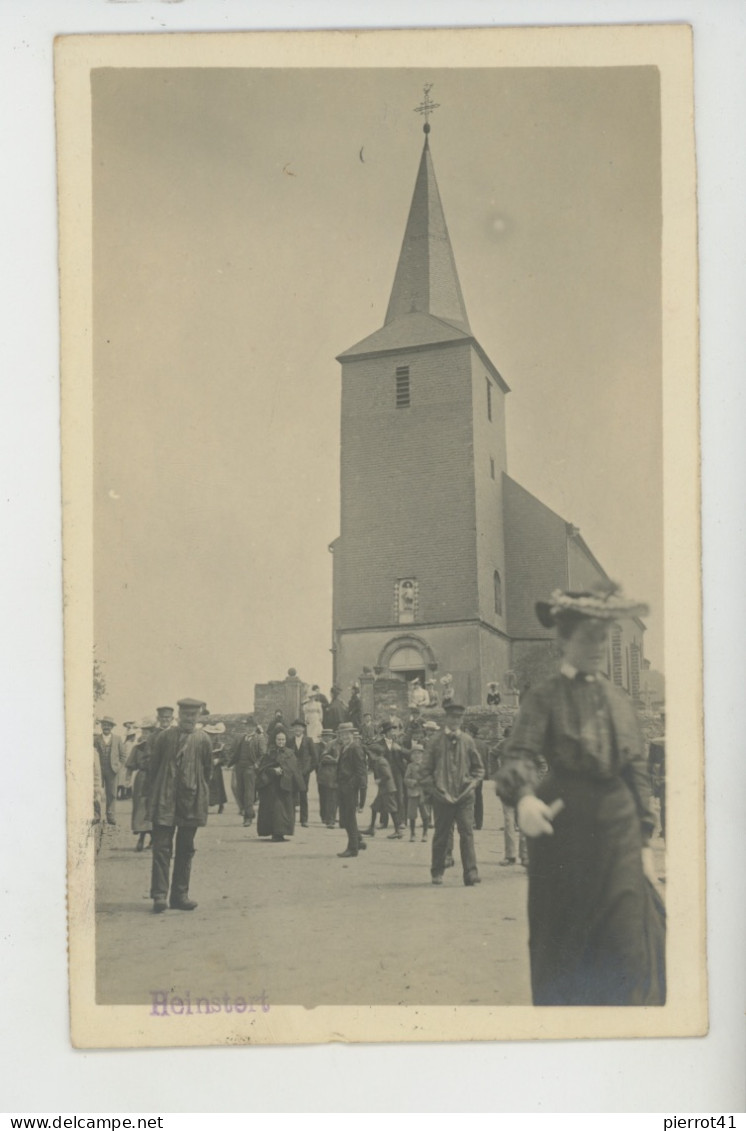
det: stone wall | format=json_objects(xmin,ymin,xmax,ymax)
[{"xmin": 253, "ymin": 670, "xmax": 304, "ymax": 728}]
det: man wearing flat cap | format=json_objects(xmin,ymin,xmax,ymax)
[
  {"xmin": 420, "ymin": 704, "xmax": 485, "ymax": 886},
  {"xmin": 227, "ymin": 717, "xmax": 267, "ymax": 828},
  {"xmin": 119, "ymin": 722, "xmax": 138, "ymax": 799},
  {"xmin": 155, "ymin": 706, "xmax": 175, "ymax": 730},
  {"xmin": 369, "ymin": 719, "xmax": 408, "ymax": 833},
  {"xmin": 94, "ymin": 717, "xmax": 127, "ymax": 825},
  {"xmin": 147, "ymin": 698, "xmax": 213, "ymax": 913}
]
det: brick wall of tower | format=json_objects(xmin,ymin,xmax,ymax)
[
  {"xmin": 471, "ymin": 353, "xmax": 509, "ymax": 632},
  {"xmin": 334, "ymin": 341, "xmax": 479, "ymax": 632}
]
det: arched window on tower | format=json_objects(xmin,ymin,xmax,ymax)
[{"xmin": 493, "ymin": 569, "xmax": 503, "ymax": 616}]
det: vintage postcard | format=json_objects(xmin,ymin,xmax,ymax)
[{"xmin": 57, "ymin": 25, "xmax": 704, "ymax": 1047}]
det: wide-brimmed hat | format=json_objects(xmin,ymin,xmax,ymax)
[
  {"xmin": 422, "ymin": 720, "xmax": 440, "ymax": 731},
  {"xmin": 535, "ymin": 583, "xmax": 649, "ymax": 629},
  {"xmin": 203, "ymin": 722, "xmax": 226, "ymax": 735},
  {"xmin": 140, "ymin": 715, "xmax": 157, "ymax": 730},
  {"xmin": 99, "ymin": 716, "xmax": 115, "ymax": 726},
  {"xmin": 337, "ymin": 722, "xmax": 354, "ymax": 733},
  {"xmin": 291, "ymin": 719, "xmax": 307, "ymax": 729}
]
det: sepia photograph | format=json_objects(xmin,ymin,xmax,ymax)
[{"xmin": 57, "ymin": 26, "xmax": 703, "ymax": 1047}]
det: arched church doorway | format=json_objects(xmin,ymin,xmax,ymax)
[{"xmin": 388, "ymin": 645, "xmax": 427, "ymax": 687}]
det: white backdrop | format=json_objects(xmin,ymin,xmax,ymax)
[{"xmin": 1, "ymin": 0, "xmax": 744, "ymax": 1115}]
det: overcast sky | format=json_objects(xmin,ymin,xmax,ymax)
[{"xmin": 93, "ymin": 66, "xmax": 662, "ymax": 722}]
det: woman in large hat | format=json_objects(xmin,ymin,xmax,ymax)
[{"xmin": 496, "ymin": 582, "xmax": 665, "ymax": 1006}]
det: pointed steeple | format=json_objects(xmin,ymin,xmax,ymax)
[{"xmin": 384, "ymin": 135, "xmax": 471, "ymax": 333}]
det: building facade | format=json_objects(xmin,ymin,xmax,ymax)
[{"xmin": 330, "ymin": 126, "xmax": 646, "ymax": 707}]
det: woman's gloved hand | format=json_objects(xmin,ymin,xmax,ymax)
[{"xmin": 517, "ymin": 794, "xmax": 559, "ymax": 837}]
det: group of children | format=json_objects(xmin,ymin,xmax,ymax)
[{"xmin": 364, "ymin": 740, "xmax": 431, "ymax": 843}]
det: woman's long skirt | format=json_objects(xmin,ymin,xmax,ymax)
[
  {"xmin": 209, "ymin": 764, "xmax": 228, "ymax": 807},
  {"xmin": 257, "ymin": 781, "xmax": 295, "ymax": 838},
  {"xmin": 130, "ymin": 770, "xmax": 152, "ymax": 833},
  {"xmin": 528, "ymin": 772, "xmax": 665, "ymax": 1006}
]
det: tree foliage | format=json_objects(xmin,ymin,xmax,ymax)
[
  {"xmin": 93, "ymin": 649, "xmax": 107, "ymax": 705},
  {"xmin": 512, "ymin": 641, "xmax": 562, "ymax": 697}
]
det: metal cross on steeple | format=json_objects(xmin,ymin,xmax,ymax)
[{"xmin": 413, "ymin": 83, "xmax": 440, "ymax": 134}]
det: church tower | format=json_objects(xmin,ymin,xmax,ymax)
[{"xmin": 332, "ymin": 98, "xmax": 512, "ymax": 706}]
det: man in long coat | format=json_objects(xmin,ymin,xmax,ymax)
[
  {"xmin": 155, "ymin": 705, "xmax": 175, "ymax": 730},
  {"xmin": 323, "ymin": 686, "xmax": 348, "ymax": 732},
  {"xmin": 227, "ymin": 719, "xmax": 267, "ymax": 827},
  {"xmin": 369, "ymin": 721, "xmax": 408, "ymax": 832},
  {"xmin": 256, "ymin": 731, "xmax": 306, "ymax": 841},
  {"xmin": 335, "ymin": 723, "xmax": 368, "ymax": 858},
  {"xmin": 464, "ymin": 720, "xmax": 488, "ymax": 831},
  {"xmin": 420, "ymin": 703, "xmax": 484, "ymax": 886},
  {"xmin": 147, "ymin": 698, "xmax": 213, "ymax": 914},
  {"xmin": 289, "ymin": 719, "xmax": 317, "ymax": 827},
  {"xmin": 94, "ymin": 716, "xmax": 127, "ymax": 825}
]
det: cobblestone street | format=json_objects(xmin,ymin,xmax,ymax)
[{"xmin": 96, "ymin": 785, "xmax": 665, "ymax": 1010}]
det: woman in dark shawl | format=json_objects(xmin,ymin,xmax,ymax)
[
  {"xmin": 126, "ymin": 716, "xmax": 157, "ymax": 851},
  {"xmin": 496, "ymin": 583, "xmax": 665, "ymax": 1007},
  {"xmin": 256, "ymin": 731, "xmax": 306, "ymax": 842}
]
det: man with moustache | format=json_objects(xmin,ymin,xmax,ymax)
[
  {"xmin": 94, "ymin": 716, "xmax": 127, "ymax": 826},
  {"xmin": 155, "ymin": 705, "xmax": 175, "ymax": 731},
  {"xmin": 420, "ymin": 703, "xmax": 484, "ymax": 887},
  {"xmin": 289, "ymin": 719, "xmax": 317, "ymax": 827},
  {"xmin": 147, "ymin": 698, "xmax": 213, "ymax": 914}
]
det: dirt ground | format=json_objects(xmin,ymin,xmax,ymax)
[{"xmin": 95, "ymin": 779, "xmax": 665, "ymax": 1009}]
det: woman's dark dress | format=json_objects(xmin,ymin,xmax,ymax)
[
  {"xmin": 126, "ymin": 738, "xmax": 153, "ymax": 833},
  {"xmin": 497, "ymin": 671, "xmax": 665, "ymax": 1006},
  {"xmin": 256, "ymin": 747, "xmax": 305, "ymax": 837},
  {"xmin": 208, "ymin": 744, "xmax": 228, "ymax": 807}
]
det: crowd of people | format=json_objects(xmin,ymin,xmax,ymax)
[
  {"xmin": 93, "ymin": 694, "xmax": 516, "ymax": 905},
  {"xmin": 93, "ymin": 583, "xmax": 666, "ymax": 1006}
]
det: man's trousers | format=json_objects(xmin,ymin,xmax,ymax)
[
  {"xmin": 234, "ymin": 764, "xmax": 256, "ymax": 820},
  {"xmin": 431, "ymin": 794, "xmax": 478, "ymax": 882},
  {"xmin": 338, "ymin": 787, "xmax": 361, "ymax": 854},
  {"xmin": 151, "ymin": 824, "xmax": 197, "ymax": 903}
]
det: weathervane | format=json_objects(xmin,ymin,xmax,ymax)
[{"xmin": 414, "ymin": 83, "xmax": 440, "ymax": 134}]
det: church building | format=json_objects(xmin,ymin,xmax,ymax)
[{"xmin": 330, "ymin": 109, "xmax": 645, "ymax": 707}]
